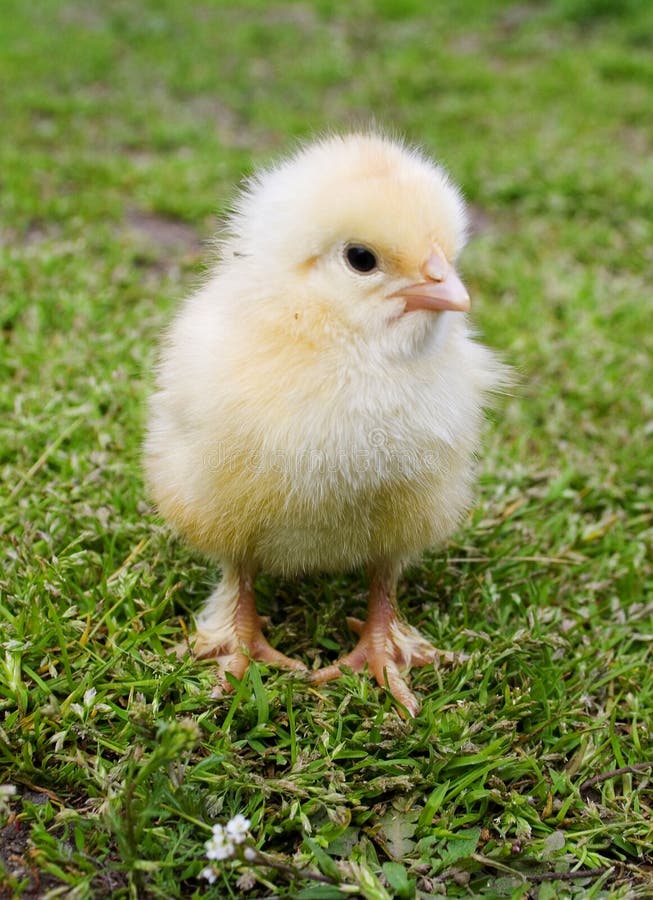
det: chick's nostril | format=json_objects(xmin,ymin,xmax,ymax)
[{"xmin": 422, "ymin": 247, "xmax": 449, "ymax": 282}]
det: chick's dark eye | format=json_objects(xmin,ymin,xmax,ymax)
[{"xmin": 345, "ymin": 244, "xmax": 378, "ymax": 274}]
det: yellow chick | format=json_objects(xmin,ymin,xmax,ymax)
[{"xmin": 145, "ymin": 132, "xmax": 505, "ymax": 715}]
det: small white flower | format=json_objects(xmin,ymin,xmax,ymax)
[
  {"xmin": 226, "ymin": 814, "xmax": 251, "ymax": 844},
  {"xmin": 202, "ymin": 816, "xmax": 252, "ymax": 866},
  {"xmin": 205, "ymin": 824, "xmax": 235, "ymax": 860},
  {"xmin": 206, "ymin": 840, "xmax": 234, "ymax": 861},
  {"xmin": 200, "ymin": 865, "xmax": 218, "ymax": 884},
  {"xmin": 243, "ymin": 846, "xmax": 257, "ymax": 861}
]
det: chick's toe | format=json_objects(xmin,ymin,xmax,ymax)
[
  {"xmin": 178, "ymin": 567, "xmax": 306, "ymax": 689},
  {"xmin": 309, "ymin": 570, "xmax": 463, "ymax": 716}
]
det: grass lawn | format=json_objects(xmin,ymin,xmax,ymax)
[{"xmin": 1, "ymin": 0, "xmax": 652, "ymax": 897}]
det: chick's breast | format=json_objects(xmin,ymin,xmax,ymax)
[{"xmin": 145, "ymin": 271, "xmax": 495, "ymax": 577}]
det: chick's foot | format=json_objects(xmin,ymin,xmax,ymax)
[
  {"xmin": 178, "ymin": 569, "xmax": 306, "ymax": 693},
  {"xmin": 310, "ymin": 572, "xmax": 462, "ymax": 716}
]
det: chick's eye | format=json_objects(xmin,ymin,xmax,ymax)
[{"xmin": 345, "ymin": 244, "xmax": 378, "ymax": 274}]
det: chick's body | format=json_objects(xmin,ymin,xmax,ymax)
[{"xmin": 146, "ymin": 133, "xmax": 504, "ymax": 714}]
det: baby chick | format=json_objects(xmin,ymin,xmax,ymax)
[{"xmin": 145, "ymin": 132, "xmax": 505, "ymax": 715}]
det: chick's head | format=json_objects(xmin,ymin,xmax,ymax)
[{"xmin": 222, "ymin": 132, "xmax": 471, "ymax": 344}]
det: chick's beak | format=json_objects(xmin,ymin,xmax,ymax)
[{"xmin": 391, "ymin": 247, "xmax": 471, "ymax": 314}]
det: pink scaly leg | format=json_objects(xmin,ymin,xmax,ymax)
[
  {"xmin": 310, "ymin": 565, "xmax": 460, "ymax": 716},
  {"xmin": 179, "ymin": 565, "xmax": 306, "ymax": 692}
]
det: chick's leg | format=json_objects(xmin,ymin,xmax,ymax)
[
  {"xmin": 310, "ymin": 566, "xmax": 458, "ymax": 716},
  {"xmin": 183, "ymin": 565, "xmax": 306, "ymax": 690}
]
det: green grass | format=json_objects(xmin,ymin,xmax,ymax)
[{"xmin": 1, "ymin": 0, "xmax": 652, "ymax": 897}]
